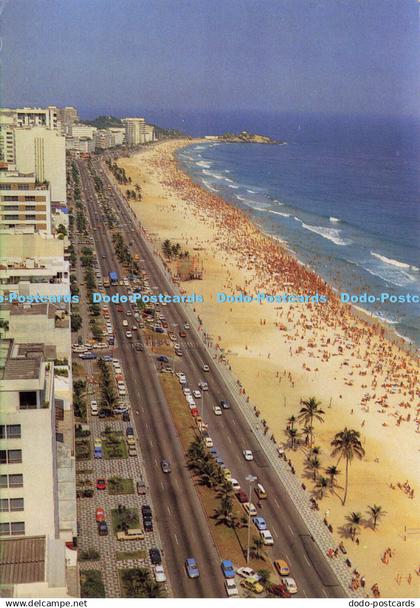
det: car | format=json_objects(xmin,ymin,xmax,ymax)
[
  {"xmin": 183, "ymin": 387, "xmax": 191, "ymax": 395},
  {"xmin": 236, "ymin": 566, "xmax": 261, "ymax": 581},
  {"xmin": 213, "ymin": 405, "xmax": 222, "ymax": 416},
  {"xmin": 149, "ymin": 548, "xmax": 162, "ymax": 565},
  {"xmin": 169, "ymin": 333, "xmax": 176, "ymax": 341},
  {"xmin": 184, "ymin": 323, "xmax": 190, "ymax": 330},
  {"xmin": 143, "ymin": 518, "xmax": 153, "ymax": 532},
  {"xmin": 157, "ymin": 355, "xmax": 169, "ymax": 363},
  {"xmin": 122, "ymin": 411, "xmax": 130, "ymax": 422},
  {"xmin": 202, "ymin": 364, "xmax": 210, "ymax": 372},
  {"xmin": 122, "ymin": 320, "xmax": 128, "ymax": 327},
  {"xmin": 220, "ymin": 400, "xmax": 231, "ymax": 409},
  {"xmin": 241, "ymin": 578, "xmax": 264, "ymax": 594},
  {"xmin": 179, "ymin": 377, "xmax": 187, "ymax": 385},
  {"xmin": 282, "ymin": 577, "xmax": 298, "ymax": 595},
  {"xmin": 99, "ymin": 408, "xmax": 113, "ymax": 418},
  {"xmin": 268, "ymin": 583, "xmax": 291, "ymax": 598},
  {"xmin": 260, "ymin": 529, "xmax": 274, "ymax": 545},
  {"xmin": 198, "ymin": 381, "xmax": 208, "ymax": 391},
  {"xmin": 179, "ymin": 331, "xmax": 187, "ymax": 338},
  {"xmin": 160, "ymin": 459, "xmax": 171, "ymax": 473},
  {"xmin": 94, "ymin": 447, "xmax": 103, "ymax": 459},
  {"xmin": 243, "ymin": 449, "xmax": 254, "ymax": 461},
  {"xmin": 204, "ymin": 437, "xmax": 213, "ymax": 448},
  {"xmin": 230, "ymin": 478, "xmax": 240, "ymax": 491},
  {"xmin": 95, "ymin": 507, "xmax": 105, "ymax": 522},
  {"xmin": 136, "ymin": 479, "xmax": 146, "ymax": 495},
  {"xmin": 125, "ymin": 331, "xmax": 133, "ymax": 338},
  {"xmin": 192, "ymin": 390, "xmax": 201, "ymax": 399},
  {"xmin": 185, "ymin": 557, "xmax": 200, "ymax": 579},
  {"xmin": 101, "ymin": 355, "xmax": 113, "ymax": 362},
  {"xmin": 216, "ymin": 457, "xmax": 225, "ymax": 469},
  {"xmin": 253, "ymin": 516, "xmax": 267, "ymax": 531},
  {"xmin": 225, "ymin": 579, "xmax": 239, "ymax": 597},
  {"xmin": 135, "ymin": 342, "xmax": 144, "ymax": 351},
  {"xmin": 175, "ymin": 348, "xmax": 183, "ymax": 356},
  {"xmin": 79, "ymin": 352, "xmax": 97, "ymax": 360},
  {"xmin": 114, "ymin": 405, "xmax": 129, "ymax": 415},
  {"xmin": 223, "ymin": 468, "xmax": 232, "ymax": 480},
  {"xmin": 142, "ymin": 505, "xmax": 152, "ymax": 518},
  {"xmin": 97, "ymin": 521, "xmax": 108, "ymax": 536},
  {"xmin": 154, "ymin": 564, "xmax": 167, "ymax": 583},
  {"xmin": 96, "ymin": 478, "xmax": 107, "ymax": 490},
  {"xmin": 128, "ymin": 445, "xmax": 137, "ymax": 457},
  {"xmin": 94, "ymin": 438, "xmax": 102, "ymax": 448},
  {"xmin": 221, "ymin": 559, "xmax": 235, "ymax": 579},
  {"xmin": 243, "ymin": 502, "xmax": 257, "ymax": 517},
  {"xmin": 273, "ymin": 559, "xmax": 290, "ymax": 577}
]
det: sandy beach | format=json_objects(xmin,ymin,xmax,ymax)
[{"xmin": 115, "ymin": 140, "xmax": 420, "ymax": 598}]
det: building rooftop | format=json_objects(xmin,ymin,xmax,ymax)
[{"xmin": 0, "ymin": 536, "xmax": 45, "ymax": 585}]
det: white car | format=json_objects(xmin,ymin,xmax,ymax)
[
  {"xmin": 213, "ymin": 405, "xmax": 222, "ymax": 416},
  {"xmin": 260, "ymin": 529, "xmax": 274, "ymax": 545},
  {"xmin": 193, "ymin": 390, "xmax": 201, "ymax": 399},
  {"xmin": 282, "ymin": 577, "xmax": 298, "ymax": 595},
  {"xmin": 184, "ymin": 323, "xmax": 190, "ymax": 330},
  {"xmin": 225, "ymin": 579, "xmax": 239, "ymax": 597},
  {"xmin": 154, "ymin": 565, "xmax": 167, "ymax": 583},
  {"xmin": 236, "ymin": 566, "xmax": 261, "ymax": 581},
  {"xmin": 125, "ymin": 331, "xmax": 133, "ymax": 338},
  {"xmin": 230, "ymin": 478, "xmax": 240, "ymax": 491},
  {"xmin": 204, "ymin": 437, "xmax": 214, "ymax": 448},
  {"xmin": 243, "ymin": 449, "xmax": 254, "ymax": 461},
  {"xmin": 202, "ymin": 364, "xmax": 210, "ymax": 372},
  {"xmin": 122, "ymin": 319, "xmax": 128, "ymax": 327},
  {"xmin": 198, "ymin": 381, "xmax": 208, "ymax": 391},
  {"xmin": 243, "ymin": 502, "xmax": 257, "ymax": 517},
  {"xmin": 183, "ymin": 388, "xmax": 191, "ymax": 395},
  {"xmin": 179, "ymin": 377, "xmax": 187, "ymax": 385}
]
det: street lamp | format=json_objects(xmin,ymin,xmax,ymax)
[{"xmin": 245, "ymin": 474, "xmax": 257, "ymax": 564}]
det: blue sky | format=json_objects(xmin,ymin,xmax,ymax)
[{"xmin": 1, "ymin": 0, "xmax": 419, "ymax": 119}]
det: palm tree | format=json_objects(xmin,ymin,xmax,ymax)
[
  {"xmin": 162, "ymin": 239, "xmax": 172, "ymax": 258},
  {"xmin": 302, "ymin": 424, "xmax": 313, "ymax": 446},
  {"xmin": 217, "ymin": 479, "xmax": 234, "ymax": 501},
  {"xmin": 249, "ymin": 537, "xmax": 266, "ymax": 561},
  {"xmin": 346, "ymin": 511, "xmax": 362, "ymax": 541},
  {"xmin": 367, "ymin": 504, "xmax": 385, "ymax": 530},
  {"xmin": 331, "ymin": 428, "xmax": 365, "ymax": 505},
  {"xmin": 307, "ymin": 456, "xmax": 321, "ymax": 480},
  {"xmin": 286, "ymin": 427, "xmax": 300, "ymax": 450},
  {"xmin": 256, "ymin": 569, "xmax": 272, "ymax": 588},
  {"xmin": 325, "ymin": 465, "xmax": 340, "ymax": 489},
  {"xmin": 314, "ymin": 476, "xmax": 329, "ymax": 498},
  {"xmin": 214, "ymin": 496, "xmax": 235, "ymax": 527},
  {"xmin": 298, "ymin": 397, "xmax": 325, "ymax": 447},
  {"xmin": 287, "ymin": 415, "xmax": 297, "ymax": 430}
]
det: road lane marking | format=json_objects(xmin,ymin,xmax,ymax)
[
  {"xmin": 302, "ymin": 589, "xmax": 308, "ymax": 598},
  {"xmin": 272, "ymin": 527, "xmax": 279, "ymax": 538},
  {"xmin": 274, "ymin": 499, "xmax": 280, "ymax": 509},
  {"xmin": 160, "ymin": 480, "xmax": 165, "ymax": 490},
  {"xmin": 304, "ymin": 555, "xmax": 311, "ymax": 567},
  {"xmin": 288, "ymin": 524, "xmax": 295, "ymax": 536},
  {"xmin": 174, "ymin": 533, "xmax": 179, "ymax": 545},
  {"xmin": 322, "ymin": 589, "xmax": 328, "ymax": 598},
  {"xmin": 167, "ymin": 505, "xmax": 172, "ymax": 515},
  {"xmin": 149, "ymin": 439, "xmax": 154, "ymax": 447},
  {"xmin": 226, "ymin": 435, "xmax": 232, "ymax": 444}
]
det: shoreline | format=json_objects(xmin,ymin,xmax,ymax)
[
  {"xmin": 174, "ymin": 141, "xmax": 419, "ymax": 357},
  {"xmin": 115, "ymin": 139, "xmax": 420, "ymax": 598}
]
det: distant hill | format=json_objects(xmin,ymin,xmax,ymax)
[
  {"xmin": 81, "ymin": 115, "xmax": 189, "ymax": 139},
  {"xmin": 82, "ymin": 115, "xmax": 123, "ymax": 129}
]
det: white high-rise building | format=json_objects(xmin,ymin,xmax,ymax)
[
  {"xmin": 122, "ymin": 117, "xmax": 155, "ymax": 146},
  {"xmin": 14, "ymin": 127, "xmax": 66, "ymax": 205},
  {"xmin": 0, "ymin": 106, "xmax": 60, "ymax": 130}
]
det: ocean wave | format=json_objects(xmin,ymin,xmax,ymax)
[
  {"xmin": 267, "ymin": 209, "xmax": 291, "ymax": 218},
  {"xmin": 329, "ymin": 216, "xmax": 341, "ymax": 223},
  {"xmin": 295, "ymin": 218, "xmax": 352, "ymax": 246},
  {"xmin": 193, "ymin": 146, "xmax": 205, "ymax": 150},
  {"xmin": 202, "ymin": 179, "xmax": 219, "ymax": 193},
  {"xmin": 362, "ymin": 265, "xmax": 416, "ymax": 288},
  {"xmin": 196, "ymin": 160, "xmax": 212, "ymax": 168},
  {"xmin": 224, "ymin": 178, "xmax": 234, "ymax": 183},
  {"xmin": 202, "ymin": 169, "xmax": 224, "ymax": 180},
  {"xmin": 228, "ymin": 184, "xmax": 239, "ymax": 189},
  {"xmin": 370, "ymin": 252, "xmax": 411, "ymax": 270},
  {"xmin": 372, "ymin": 311, "xmax": 399, "ymax": 325},
  {"xmin": 247, "ymin": 189, "xmax": 256, "ymax": 193}
]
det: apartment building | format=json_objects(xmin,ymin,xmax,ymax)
[
  {"xmin": 122, "ymin": 117, "xmax": 155, "ymax": 146},
  {"xmin": 57, "ymin": 106, "xmax": 79, "ymax": 135},
  {"xmin": 0, "ymin": 171, "xmax": 52, "ymax": 235},
  {"xmin": 0, "ymin": 106, "xmax": 60, "ymax": 130},
  {"xmin": 14, "ymin": 127, "xmax": 66, "ymax": 205},
  {"xmin": 0, "ymin": 124, "xmax": 15, "ymax": 164}
]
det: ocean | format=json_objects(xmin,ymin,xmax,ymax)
[{"xmin": 176, "ymin": 114, "xmax": 420, "ymax": 347}]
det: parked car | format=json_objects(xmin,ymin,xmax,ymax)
[
  {"xmin": 282, "ymin": 577, "xmax": 298, "ymax": 595},
  {"xmin": 116, "ymin": 528, "xmax": 144, "ymax": 541},
  {"xmin": 221, "ymin": 559, "xmax": 235, "ymax": 579},
  {"xmin": 94, "ymin": 447, "xmax": 103, "ymax": 459},
  {"xmin": 154, "ymin": 565, "xmax": 167, "ymax": 583},
  {"xmin": 273, "ymin": 559, "xmax": 290, "ymax": 577},
  {"xmin": 241, "ymin": 578, "xmax": 264, "ymax": 594},
  {"xmin": 198, "ymin": 381, "xmax": 208, "ymax": 391},
  {"xmin": 225, "ymin": 579, "xmax": 239, "ymax": 597},
  {"xmin": 157, "ymin": 355, "xmax": 169, "ymax": 363},
  {"xmin": 114, "ymin": 405, "xmax": 129, "ymax": 415},
  {"xmin": 202, "ymin": 364, "xmax": 210, "ymax": 372},
  {"xmin": 236, "ymin": 489, "xmax": 249, "ymax": 503},
  {"xmin": 268, "ymin": 584, "xmax": 291, "ymax": 598},
  {"xmin": 97, "ymin": 521, "xmax": 108, "ymax": 536},
  {"xmin": 96, "ymin": 478, "xmax": 107, "ymax": 490},
  {"xmin": 220, "ymin": 400, "xmax": 231, "ymax": 409},
  {"xmin": 253, "ymin": 516, "xmax": 267, "ymax": 531},
  {"xmin": 95, "ymin": 507, "xmax": 105, "ymax": 522},
  {"xmin": 135, "ymin": 342, "xmax": 144, "ymax": 351},
  {"xmin": 122, "ymin": 411, "xmax": 130, "ymax": 422},
  {"xmin": 125, "ymin": 426, "xmax": 134, "ymax": 436},
  {"xmin": 230, "ymin": 479, "xmax": 240, "ymax": 491},
  {"xmin": 260, "ymin": 529, "xmax": 274, "ymax": 545},
  {"xmin": 213, "ymin": 405, "xmax": 222, "ymax": 416},
  {"xmin": 243, "ymin": 502, "xmax": 257, "ymax": 517},
  {"xmin": 149, "ymin": 548, "xmax": 162, "ymax": 565},
  {"xmin": 185, "ymin": 558, "xmax": 200, "ymax": 579},
  {"xmin": 136, "ymin": 479, "xmax": 146, "ymax": 495},
  {"xmin": 236, "ymin": 567, "xmax": 261, "ymax": 581}
]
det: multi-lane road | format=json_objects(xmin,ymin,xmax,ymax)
[{"xmin": 76, "ymin": 157, "xmax": 347, "ymax": 598}]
